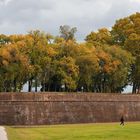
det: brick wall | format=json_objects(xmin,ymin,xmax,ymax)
[{"xmin": 0, "ymin": 93, "xmax": 140, "ymax": 125}]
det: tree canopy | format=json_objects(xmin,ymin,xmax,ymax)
[{"xmin": 0, "ymin": 13, "xmax": 139, "ymax": 93}]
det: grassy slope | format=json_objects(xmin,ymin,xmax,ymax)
[{"xmin": 6, "ymin": 122, "xmax": 140, "ymax": 140}]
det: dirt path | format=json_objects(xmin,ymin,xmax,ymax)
[{"xmin": 0, "ymin": 126, "xmax": 8, "ymax": 140}]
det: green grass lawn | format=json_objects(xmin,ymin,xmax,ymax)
[{"xmin": 6, "ymin": 122, "xmax": 140, "ymax": 140}]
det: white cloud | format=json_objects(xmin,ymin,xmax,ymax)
[
  {"xmin": 0, "ymin": 0, "xmax": 140, "ymax": 40},
  {"xmin": 130, "ymin": 0, "xmax": 140, "ymax": 3},
  {"xmin": 0, "ymin": 0, "xmax": 13, "ymax": 5}
]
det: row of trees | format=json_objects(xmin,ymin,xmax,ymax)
[{"xmin": 0, "ymin": 13, "xmax": 140, "ymax": 93}]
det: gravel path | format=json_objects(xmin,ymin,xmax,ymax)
[{"xmin": 0, "ymin": 126, "xmax": 8, "ymax": 140}]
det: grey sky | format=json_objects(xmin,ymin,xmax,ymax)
[{"xmin": 0, "ymin": 0, "xmax": 140, "ymax": 40}]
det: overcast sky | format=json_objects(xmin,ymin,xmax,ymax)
[{"xmin": 0, "ymin": 0, "xmax": 140, "ymax": 40}]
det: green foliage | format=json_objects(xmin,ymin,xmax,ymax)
[
  {"xmin": 112, "ymin": 12, "xmax": 140, "ymax": 93},
  {"xmin": 0, "ymin": 19, "xmax": 137, "ymax": 93},
  {"xmin": 85, "ymin": 28, "xmax": 113, "ymax": 46}
]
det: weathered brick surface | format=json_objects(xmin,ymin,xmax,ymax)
[{"xmin": 0, "ymin": 93, "xmax": 140, "ymax": 125}]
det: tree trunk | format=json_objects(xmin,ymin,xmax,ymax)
[
  {"xmin": 137, "ymin": 85, "xmax": 140, "ymax": 94},
  {"xmin": 28, "ymin": 80, "xmax": 32, "ymax": 92},
  {"xmin": 132, "ymin": 82, "xmax": 136, "ymax": 93},
  {"xmin": 35, "ymin": 78, "xmax": 38, "ymax": 92},
  {"xmin": 19, "ymin": 83, "xmax": 23, "ymax": 92},
  {"xmin": 13, "ymin": 79, "xmax": 17, "ymax": 92}
]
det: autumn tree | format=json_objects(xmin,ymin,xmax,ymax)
[
  {"xmin": 86, "ymin": 29, "xmax": 134, "ymax": 93},
  {"xmin": 0, "ymin": 43, "xmax": 29, "ymax": 92},
  {"xmin": 23, "ymin": 30, "xmax": 55, "ymax": 92},
  {"xmin": 0, "ymin": 16, "xmax": 138, "ymax": 93},
  {"xmin": 112, "ymin": 12, "xmax": 140, "ymax": 93},
  {"xmin": 85, "ymin": 28, "xmax": 113, "ymax": 46},
  {"xmin": 76, "ymin": 44, "xmax": 99, "ymax": 92}
]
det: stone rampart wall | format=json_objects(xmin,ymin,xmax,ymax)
[{"xmin": 0, "ymin": 93, "xmax": 139, "ymax": 125}]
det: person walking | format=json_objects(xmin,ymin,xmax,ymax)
[{"xmin": 120, "ymin": 116, "xmax": 124, "ymax": 125}]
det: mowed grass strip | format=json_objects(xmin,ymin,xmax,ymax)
[{"xmin": 6, "ymin": 122, "xmax": 140, "ymax": 140}]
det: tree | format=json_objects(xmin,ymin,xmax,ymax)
[
  {"xmin": 96, "ymin": 45, "xmax": 133, "ymax": 93},
  {"xmin": 0, "ymin": 43, "xmax": 29, "ymax": 92},
  {"xmin": 25, "ymin": 30, "xmax": 54, "ymax": 92},
  {"xmin": 85, "ymin": 28, "xmax": 113, "ymax": 46},
  {"xmin": 55, "ymin": 56, "xmax": 79, "ymax": 91},
  {"xmin": 112, "ymin": 12, "xmax": 140, "ymax": 93},
  {"xmin": 0, "ymin": 18, "xmax": 136, "ymax": 93},
  {"xmin": 59, "ymin": 25, "xmax": 77, "ymax": 41},
  {"xmin": 76, "ymin": 44, "xmax": 99, "ymax": 92},
  {"xmin": 85, "ymin": 29, "xmax": 134, "ymax": 93}
]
